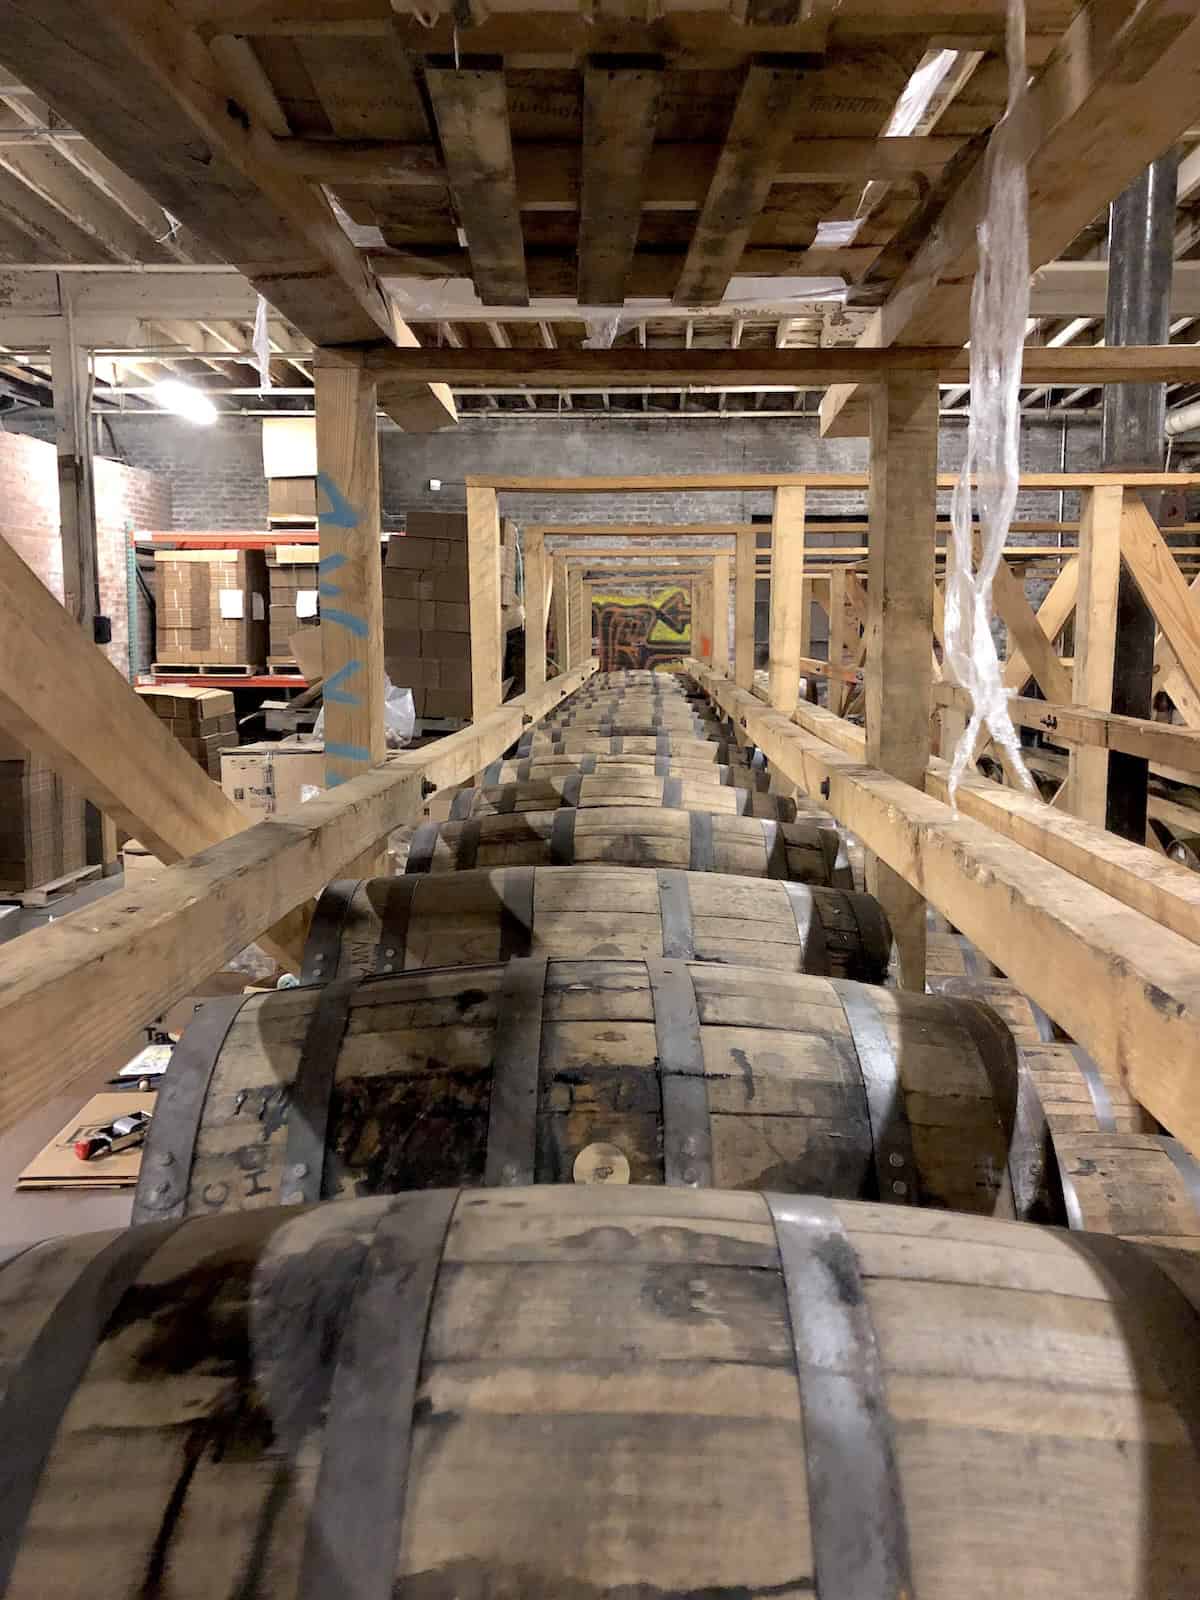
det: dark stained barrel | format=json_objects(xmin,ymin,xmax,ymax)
[
  {"xmin": 479, "ymin": 752, "xmax": 774, "ymax": 789},
  {"xmin": 446, "ymin": 772, "xmax": 800, "ymax": 819},
  {"xmin": 516, "ymin": 731, "xmax": 748, "ymax": 765},
  {"xmin": 133, "ymin": 962, "xmax": 1021, "ymax": 1221},
  {"xmin": 6, "ymin": 1190, "xmax": 1200, "ymax": 1599},
  {"xmin": 300, "ymin": 866, "xmax": 893, "ymax": 985},
  {"xmin": 405, "ymin": 807, "xmax": 850, "ymax": 884}
]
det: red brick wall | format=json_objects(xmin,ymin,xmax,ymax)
[{"xmin": 0, "ymin": 429, "xmax": 171, "ymax": 675}]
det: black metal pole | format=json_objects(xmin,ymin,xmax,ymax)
[{"xmin": 1102, "ymin": 149, "xmax": 1177, "ymax": 843}]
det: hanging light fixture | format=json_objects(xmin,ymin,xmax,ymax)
[{"xmin": 151, "ymin": 379, "xmax": 219, "ymax": 425}]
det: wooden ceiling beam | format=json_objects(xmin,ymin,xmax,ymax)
[
  {"xmin": 821, "ymin": 0, "xmax": 1200, "ymax": 437},
  {"xmin": 0, "ymin": 0, "xmax": 455, "ymax": 430},
  {"xmin": 577, "ymin": 55, "xmax": 662, "ymax": 306},
  {"xmin": 272, "ymin": 133, "xmax": 960, "ymax": 200},
  {"xmin": 672, "ymin": 60, "xmax": 811, "ymax": 306},
  {"xmin": 359, "ymin": 344, "xmax": 1200, "ymax": 388},
  {"xmin": 424, "ymin": 59, "xmax": 528, "ymax": 306}
]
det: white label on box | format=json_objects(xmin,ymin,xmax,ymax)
[
  {"xmin": 295, "ymin": 589, "xmax": 319, "ymax": 618},
  {"xmin": 252, "ymin": 592, "xmax": 265, "ymax": 620},
  {"xmin": 219, "ymin": 588, "xmax": 244, "ymax": 619}
]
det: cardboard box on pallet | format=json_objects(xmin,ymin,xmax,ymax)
[
  {"xmin": 0, "ymin": 739, "xmax": 86, "ymax": 893},
  {"xmin": 154, "ymin": 549, "xmax": 269, "ymax": 667},
  {"xmin": 267, "ymin": 545, "xmax": 320, "ymax": 661},
  {"xmin": 136, "ymin": 685, "xmax": 238, "ymax": 780}
]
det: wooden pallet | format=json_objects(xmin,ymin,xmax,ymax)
[
  {"xmin": 151, "ymin": 662, "xmax": 260, "ymax": 677},
  {"xmin": 0, "ymin": 863, "xmax": 103, "ymax": 908}
]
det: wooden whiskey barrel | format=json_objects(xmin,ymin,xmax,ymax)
[
  {"xmin": 7, "ymin": 1190, "xmax": 1200, "ymax": 1600},
  {"xmin": 300, "ymin": 867, "xmax": 893, "ymax": 984},
  {"xmin": 516, "ymin": 731, "xmax": 747, "ymax": 765},
  {"xmin": 588, "ymin": 668, "xmax": 688, "ymax": 690},
  {"xmin": 1052, "ymin": 1132, "xmax": 1200, "ymax": 1248},
  {"xmin": 540, "ymin": 709, "xmax": 726, "ymax": 737},
  {"xmin": 447, "ymin": 773, "xmax": 800, "ymax": 820},
  {"xmin": 481, "ymin": 751, "xmax": 774, "ymax": 789},
  {"xmin": 405, "ymin": 808, "xmax": 850, "ymax": 884},
  {"xmin": 132, "ymin": 961, "xmax": 1019, "ymax": 1222}
]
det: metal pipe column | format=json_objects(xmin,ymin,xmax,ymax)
[{"xmin": 1101, "ymin": 150, "xmax": 1177, "ymax": 843}]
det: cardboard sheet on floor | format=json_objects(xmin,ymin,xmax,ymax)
[{"xmin": 17, "ymin": 1091, "xmax": 157, "ymax": 1190}]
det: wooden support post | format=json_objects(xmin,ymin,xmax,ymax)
[
  {"xmin": 552, "ymin": 553, "xmax": 570, "ymax": 674},
  {"xmin": 827, "ymin": 566, "xmax": 850, "ymax": 714},
  {"xmin": 466, "ymin": 484, "xmax": 503, "ymax": 717},
  {"xmin": 567, "ymin": 567, "xmax": 586, "ymax": 668},
  {"xmin": 694, "ymin": 572, "xmax": 712, "ymax": 659},
  {"xmin": 1067, "ymin": 485, "xmax": 1123, "ymax": 824},
  {"xmin": 524, "ymin": 529, "xmax": 547, "ymax": 690},
  {"xmin": 866, "ymin": 372, "xmax": 938, "ymax": 989},
  {"xmin": 711, "ymin": 553, "xmax": 730, "ymax": 671},
  {"xmin": 734, "ymin": 529, "xmax": 755, "ymax": 688},
  {"xmin": 315, "ymin": 355, "xmax": 384, "ymax": 787},
  {"xmin": 768, "ymin": 485, "xmax": 805, "ymax": 712},
  {"xmin": 581, "ymin": 580, "xmax": 594, "ymax": 663}
]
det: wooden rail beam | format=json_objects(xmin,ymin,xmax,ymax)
[
  {"xmin": 0, "ymin": 662, "xmax": 599, "ymax": 1138},
  {"xmin": 692, "ymin": 663, "xmax": 1200, "ymax": 1155},
  {"xmin": 0, "ymin": 529, "xmax": 307, "ymax": 968}
]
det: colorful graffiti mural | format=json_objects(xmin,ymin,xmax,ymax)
[{"xmin": 592, "ymin": 587, "xmax": 691, "ymax": 673}]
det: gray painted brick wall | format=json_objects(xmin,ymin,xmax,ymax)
[{"xmin": 3, "ymin": 408, "xmax": 1104, "ymax": 531}]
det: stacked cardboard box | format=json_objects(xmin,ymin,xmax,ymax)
[
  {"xmin": 383, "ymin": 512, "xmax": 523, "ymax": 720},
  {"xmin": 136, "ymin": 686, "xmax": 237, "ymax": 779},
  {"xmin": 0, "ymin": 730, "xmax": 86, "ymax": 893},
  {"xmin": 221, "ymin": 740, "xmax": 326, "ymax": 819},
  {"xmin": 267, "ymin": 476, "xmax": 317, "ymax": 524},
  {"xmin": 266, "ymin": 545, "xmax": 320, "ymax": 665},
  {"xmin": 154, "ymin": 549, "xmax": 269, "ymax": 668},
  {"xmin": 384, "ymin": 511, "xmax": 472, "ymax": 720}
]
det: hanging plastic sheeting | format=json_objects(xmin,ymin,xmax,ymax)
[
  {"xmin": 942, "ymin": 0, "xmax": 1036, "ymax": 806},
  {"xmin": 252, "ymin": 294, "xmax": 272, "ymax": 393}
]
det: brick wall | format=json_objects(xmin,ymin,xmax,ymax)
[
  {"xmin": 5, "ymin": 408, "xmax": 1107, "ymax": 532},
  {"xmin": 0, "ymin": 424, "xmax": 171, "ymax": 675}
]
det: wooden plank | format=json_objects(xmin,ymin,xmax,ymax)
[
  {"xmin": 364, "ymin": 344, "xmax": 1200, "ymax": 389},
  {"xmin": 710, "ymin": 553, "xmax": 730, "ymax": 671},
  {"xmin": 1067, "ymin": 485, "xmax": 1123, "ymax": 825},
  {"xmin": 692, "ymin": 665, "xmax": 1200, "ymax": 1156},
  {"xmin": 866, "ymin": 372, "xmax": 938, "ymax": 989},
  {"xmin": 524, "ymin": 529, "xmax": 547, "ymax": 691},
  {"xmin": 734, "ymin": 529, "xmax": 756, "ymax": 690},
  {"xmin": 933, "ymin": 682, "xmax": 1200, "ymax": 777},
  {"xmin": 424, "ymin": 60, "xmax": 527, "ymax": 306},
  {"xmin": 578, "ymin": 56, "xmax": 662, "ymax": 306},
  {"xmin": 0, "ymin": 529, "xmax": 308, "ymax": 967},
  {"xmin": 1121, "ymin": 495, "xmax": 1200, "ymax": 708},
  {"xmin": 567, "ymin": 567, "xmax": 587, "ymax": 669},
  {"xmin": 767, "ymin": 486, "xmax": 805, "ymax": 715},
  {"xmin": 1156, "ymin": 571, "xmax": 1200, "ymax": 725},
  {"xmin": 468, "ymin": 470, "xmax": 1200, "ymax": 493},
  {"xmin": 0, "ymin": 662, "xmax": 598, "ymax": 1139},
  {"xmin": 992, "ymin": 556, "xmax": 1073, "ymax": 703},
  {"xmin": 1002, "ymin": 556, "xmax": 1078, "ymax": 691},
  {"xmin": 820, "ymin": 0, "xmax": 1200, "ymax": 437},
  {"xmin": 276, "ymin": 132, "xmax": 962, "ymax": 194},
  {"xmin": 672, "ymin": 61, "xmax": 808, "ymax": 306},
  {"xmin": 826, "ymin": 567, "xmax": 851, "ymax": 715},
  {"xmin": 467, "ymin": 485, "xmax": 503, "ymax": 716},
  {"xmin": 315, "ymin": 355, "xmax": 384, "ymax": 787}
]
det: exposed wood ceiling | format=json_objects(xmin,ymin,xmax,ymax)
[{"xmin": 0, "ymin": 0, "xmax": 1196, "ymax": 425}]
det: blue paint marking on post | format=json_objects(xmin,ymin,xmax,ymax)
[
  {"xmin": 325, "ymin": 740, "xmax": 373, "ymax": 763},
  {"xmin": 319, "ymin": 580, "xmax": 343, "ymax": 598},
  {"xmin": 322, "ymin": 606, "xmax": 369, "ymax": 638},
  {"xmin": 323, "ymin": 660, "xmax": 363, "ymax": 704},
  {"xmin": 326, "ymin": 771, "xmax": 346, "ymax": 788},
  {"xmin": 317, "ymin": 473, "xmax": 360, "ymax": 530},
  {"xmin": 317, "ymin": 552, "xmax": 348, "ymax": 574}
]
